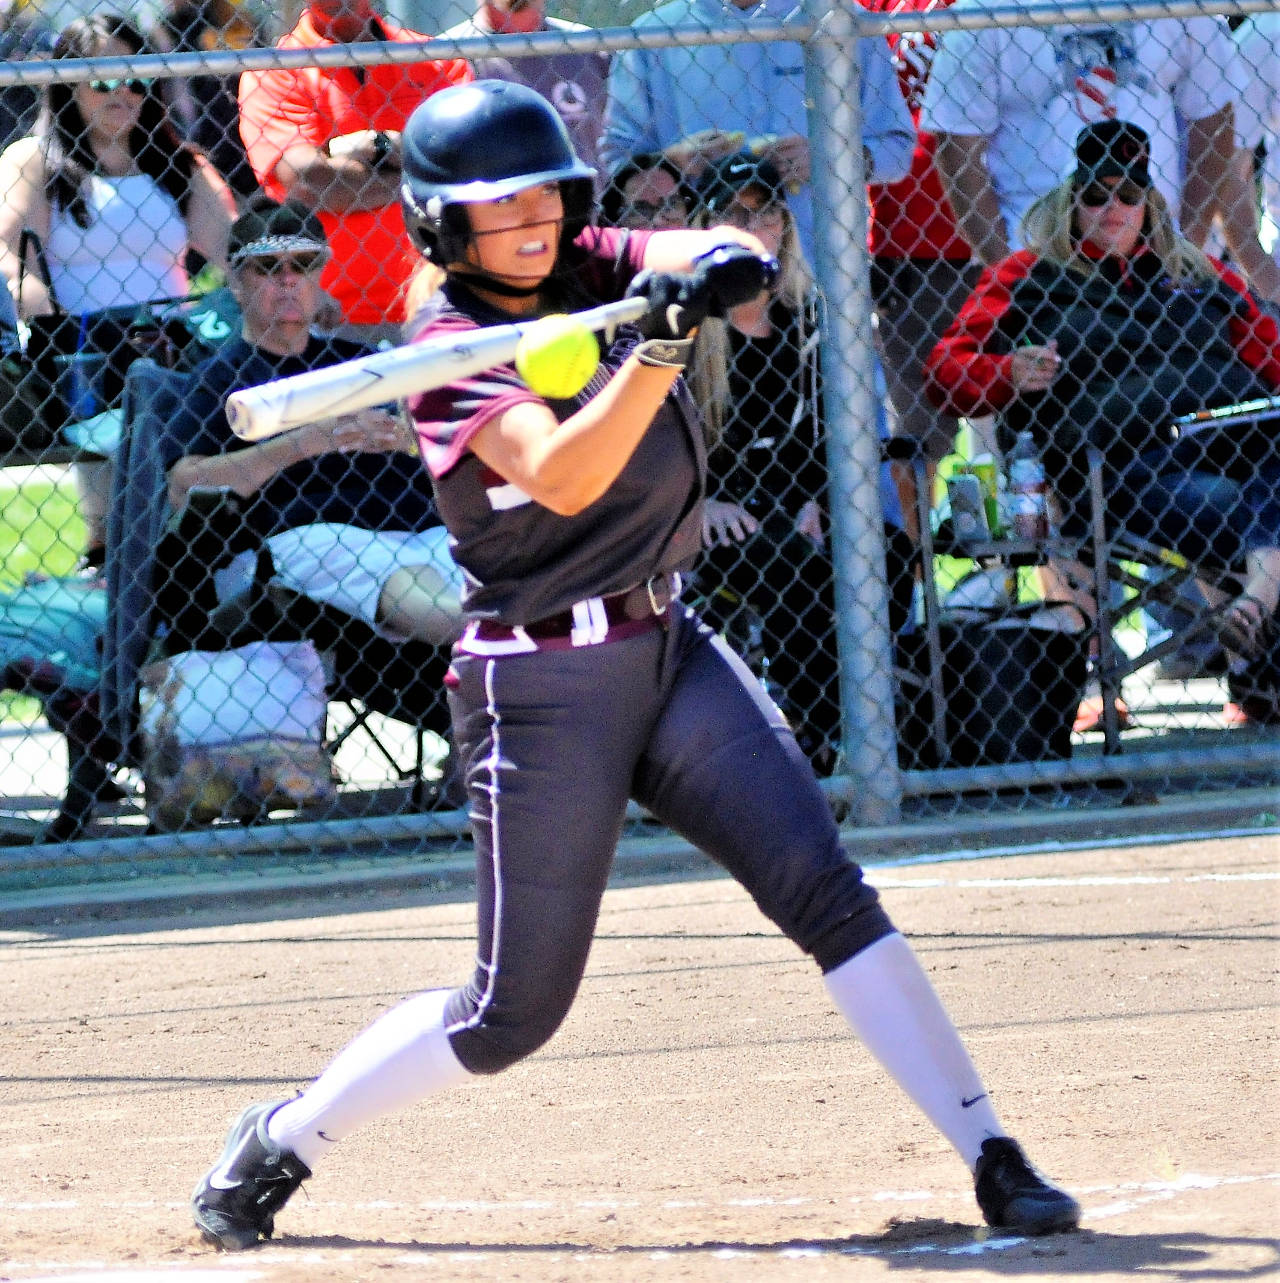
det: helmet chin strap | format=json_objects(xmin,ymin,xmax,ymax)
[{"xmin": 448, "ymin": 267, "xmax": 547, "ymax": 299}]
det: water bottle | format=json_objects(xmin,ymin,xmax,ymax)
[{"xmin": 1007, "ymin": 430, "xmax": 1048, "ymax": 540}]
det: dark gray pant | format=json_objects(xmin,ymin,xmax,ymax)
[{"xmin": 442, "ymin": 608, "xmax": 895, "ymax": 1075}]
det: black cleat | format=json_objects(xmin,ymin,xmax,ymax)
[
  {"xmin": 974, "ymin": 1137, "xmax": 1081, "ymax": 1235},
  {"xmin": 192, "ymin": 1100, "xmax": 311, "ymax": 1250}
]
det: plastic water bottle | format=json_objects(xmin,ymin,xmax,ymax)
[{"xmin": 1007, "ymin": 430, "xmax": 1048, "ymax": 540}]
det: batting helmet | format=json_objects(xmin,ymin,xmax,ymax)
[{"xmin": 400, "ymin": 80, "xmax": 597, "ymax": 265}]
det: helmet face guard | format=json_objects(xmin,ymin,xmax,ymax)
[{"xmin": 401, "ymin": 80, "xmax": 596, "ymax": 266}]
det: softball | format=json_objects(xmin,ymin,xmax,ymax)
[{"xmin": 514, "ymin": 315, "xmax": 599, "ymax": 400}]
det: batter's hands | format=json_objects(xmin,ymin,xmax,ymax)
[
  {"xmin": 627, "ymin": 246, "xmax": 780, "ymax": 340},
  {"xmin": 1010, "ymin": 340, "xmax": 1061, "ymax": 394},
  {"xmin": 703, "ymin": 499, "xmax": 758, "ymax": 547}
]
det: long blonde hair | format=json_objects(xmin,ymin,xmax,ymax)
[
  {"xmin": 1019, "ymin": 176, "xmax": 1217, "ymax": 285},
  {"xmin": 689, "ymin": 202, "xmax": 816, "ymax": 445}
]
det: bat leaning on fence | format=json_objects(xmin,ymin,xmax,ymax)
[{"xmin": 225, "ymin": 296, "xmax": 651, "ymax": 441}]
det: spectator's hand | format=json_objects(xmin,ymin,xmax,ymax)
[
  {"xmin": 166, "ymin": 456, "xmax": 206, "ymax": 510},
  {"xmin": 313, "ymin": 407, "xmax": 408, "ymax": 454},
  {"xmin": 314, "ymin": 288, "xmax": 344, "ymax": 332},
  {"xmin": 752, "ymin": 133, "xmax": 810, "ymax": 189},
  {"xmin": 703, "ymin": 499, "xmax": 758, "ymax": 547},
  {"xmin": 1009, "ymin": 340, "xmax": 1060, "ymax": 394},
  {"xmin": 667, "ymin": 129, "xmax": 746, "ymax": 179},
  {"xmin": 794, "ymin": 499, "xmax": 824, "ymax": 546}
]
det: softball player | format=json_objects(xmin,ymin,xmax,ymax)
[{"xmin": 192, "ymin": 81, "xmax": 1080, "ymax": 1250}]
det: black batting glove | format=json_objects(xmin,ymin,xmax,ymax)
[
  {"xmin": 624, "ymin": 246, "xmax": 779, "ymax": 368},
  {"xmin": 688, "ymin": 244, "xmax": 780, "ymax": 316}
]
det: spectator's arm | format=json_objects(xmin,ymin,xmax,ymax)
[
  {"xmin": 923, "ymin": 254, "xmax": 1033, "ymax": 416},
  {"xmin": 273, "ymin": 130, "xmax": 406, "ymax": 215},
  {"xmin": 166, "ymin": 408, "xmax": 406, "ymax": 508},
  {"xmin": 1181, "ymin": 102, "xmax": 1236, "ymax": 250},
  {"xmin": 1215, "ymin": 145, "xmax": 1280, "ymax": 305},
  {"xmin": 931, "ymin": 131, "xmax": 1009, "ymax": 268},
  {"xmin": 184, "ymin": 151, "xmax": 237, "ymax": 272},
  {"xmin": 860, "ymin": 36, "xmax": 914, "ymax": 185},
  {"xmin": 0, "ymin": 138, "xmax": 52, "ymax": 316},
  {"xmin": 600, "ymin": 46, "xmax": 661, "ymax": 175}
]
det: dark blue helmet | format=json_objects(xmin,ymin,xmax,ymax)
[{"xmin": 400, "ymin": 80, "xmax": 596, "ymax": 265}]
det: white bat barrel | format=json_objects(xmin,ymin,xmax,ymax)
[
  {"xmin": 226, "ymin": 326, "xmax": 526, "ymax": 441},
  {"xmin": 225, "ymin": 296, "xmax": 651, "ymax": 441}
]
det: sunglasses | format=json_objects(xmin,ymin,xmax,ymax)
[
  {"xmin": 1077, "ymin": 180, "xmax": 1148, "ymax": 208},
  {"xmin": 622, "ymin": 197, "xmax": 689, "ymax": 222},
  {"xmin": 86, "ymin": 77, "xmax": 152, "ymax": 95},
  {"xmin": 241, "ymin": 254, "xmax": 326, "ymax": 276}
]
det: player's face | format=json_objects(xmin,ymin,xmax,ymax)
[
  {"xmin": 1074, "ymin": 175, "xmax": 1147, "ymax": 257},
  {"xmin": 462, "ymin": 182, "xmax": 565, "ymax": 287}
]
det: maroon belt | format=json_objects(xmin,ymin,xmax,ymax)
[{"xmin": 459, "ymin": 574, "xmax": 681, "ymax": 654}]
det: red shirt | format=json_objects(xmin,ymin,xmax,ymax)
[
  {"xmin": 924, "ymin": 246, "xmax": 1280, "ymax": 416},
  {"xmin": 239, "ymin": 9, "xmax": 471, "ymax": 324},
  {"xmin": 862, "ymin": 0, "xmax": 971, "ymax": 261}
]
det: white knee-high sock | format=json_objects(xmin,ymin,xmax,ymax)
[
  {"xmin": 824, "ymin": 932, "xmax": 1004, "ymax": 1169},
  {"xmin": 266, "ymin": 989, "xmax": 472, "ymax": 1169}
]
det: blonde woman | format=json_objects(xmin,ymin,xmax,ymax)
[
  {"xmin": 690, "ymin": 151, "xmax": 913, "ymax": 772},
  {"xmin": 926, "ymin": 121, "xmax": 1280, "ymax": 723}
]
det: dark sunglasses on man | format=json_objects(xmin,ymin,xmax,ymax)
[{"xmin": 241, "ymin": 254, "xmax": 327, "ymax": 277}]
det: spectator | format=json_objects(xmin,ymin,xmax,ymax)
[
  {"xmin": 237, "ymin": 0, "xmax": 471, "ymax": 340},
  {"xmin": 861, "ymin": 0, "xmax": 978, "ymax": 540},
  {"xmin": 600, "ymin": 0, "xmax": 913, "ymax": 258},
  {"xmin": 919, "ymin": 4, "xmax": 1239, "ymax": 269},
  {"xmin": 0, "ymin": 12, "xmax": 235, "ymax": 563},
  {"xmin": 439, "ymin": 0, "xmax": 609, "ymax": 190},
  {"xmin": 690, "ymin": 151, "xmax": 916, "ymax": 772},
  {"xmin": 599, "ymin": 151, "xmax": 697, "ymax": 230},
  {"xmin": 160, "ymin": 197, "xmax": 462, "ymax": 647},
  {"xmin": 150, "ymin": 0, "xmax": 272, "ymax": 203},
  {"xmin": 924, "ymin": 121, "xmax": 1280, "ymax": 723}
]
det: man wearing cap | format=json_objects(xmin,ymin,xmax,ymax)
[
  {"xmin": 237, "ymin": 0, "xmax": 471, "ymax": 339},
  {"xmin": 919, "ymin": 5, "xmax": 1238, "ymax": 269},
  {"xmin": 160, "ymin": 197, "xmax": 463, "ymax": 647},
  {"xmin": 600, "ymin": 0, "xmax": 913, "ymax": 259}
]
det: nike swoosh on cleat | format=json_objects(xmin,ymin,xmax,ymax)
[
  {"xmin": 205, "ymin": 1169, "xmax": 241, "ymax": 1190},
  {"xmin": 961, "ymin": 1094, "xmax": 989, "ymax": 1108}
]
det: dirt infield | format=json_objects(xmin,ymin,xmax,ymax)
[{"xmin": 1, "ymin": 833, "xmax": 1276, "ymax": 1281}]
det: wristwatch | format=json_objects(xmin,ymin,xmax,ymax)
[{"xmin": 369, "ymin": 130, "xmax": 396, "ymax": 171}]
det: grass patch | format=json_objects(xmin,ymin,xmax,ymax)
[{"xmin": 0, "ymin": 474, "xmax": 85, "ymax": 587}]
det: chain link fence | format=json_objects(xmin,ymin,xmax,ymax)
[{"xmin": 0, "ymin": 0, "xmax": 1276, "ymax": 860}]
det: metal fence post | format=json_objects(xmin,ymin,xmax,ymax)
[{"xmin": 804, "ymin": 0, "xmax": 902, "ymax": 824}]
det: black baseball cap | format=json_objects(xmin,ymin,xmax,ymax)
[
  {"xmin": 694, "ymin": 150, "xmax": 787, "ymax": 215},
  {"xmin": 228, "ymin": 198, "xmax": 330, "ymax": 267},
  {"xmin": 1073, "ymin": 120, "xmax": 1152, "ymax": 187}
]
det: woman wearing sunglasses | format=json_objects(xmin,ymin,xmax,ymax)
[
  {"xmin": 0, "ymin": 12, "xmax": 235, "ymax": 562},
  {"xmin": 926, "ymin": 120, "xmax": 1280, "ymax": 719}
]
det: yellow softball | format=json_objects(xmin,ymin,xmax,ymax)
[{"xmin": 514, "ymin": 314, "xmax": 600, "ymax": 400}]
